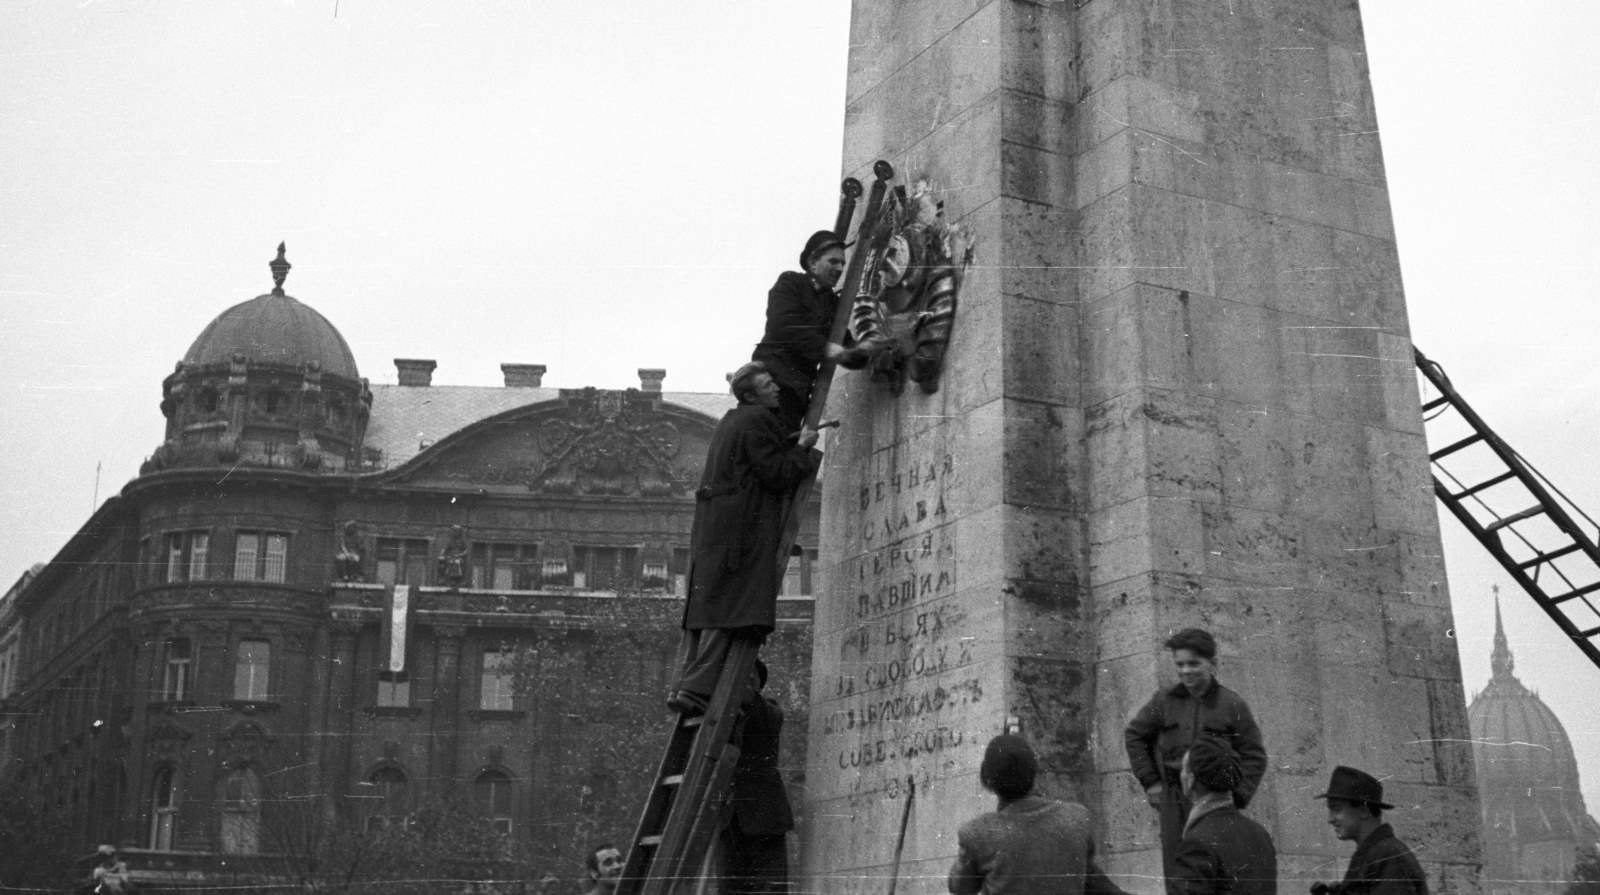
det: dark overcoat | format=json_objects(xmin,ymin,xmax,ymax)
[
  {"xmin": 729, "ymin": 695, "xmax": 794, "ymax": 836},
  {"xmin": 1124, "ymin": 680, "xmax": 1268, "ymax": 808},
  {"xmin": 1325, "ymin": 824, "xmax": 1428, "ymax": 894},
  {"xmin": 683, "ymin": 403, "xmax": 820, "ymax": 632},
  {"xmin": 1172, "ymin": 805, "xmax": 1278, "ymax": 894},
  {"xmin": 750, "ymin": 271, "xmax": 836, "ymax": 398}
]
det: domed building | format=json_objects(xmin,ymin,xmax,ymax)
[
  {"xmin": 1468, "ymin": 592, "xmax": 1600, "ymax": 894},
  {"xmin": 0, "ymin": 246, "xmax": 820, "ymax": 893}
]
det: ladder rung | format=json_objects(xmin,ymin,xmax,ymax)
[
  {"xmin": 1551, "ymin": 581, "xmax": 1600, "ymax": 605},
  {"xmin": 1578, "ymin": 625, "xmax": 1600, "ymax": 639},
  {"xmin": 1518, "ymin": 543, "xmax": 1583, "ymax": 570},
  {"xmin": 1485, "ymin": 505, "xmax": 1546, "ymax": 533},
  {"xmin": 661, "ymin": 774, "xmax": 683, "ymax": 788},
  {"xmin": 639, "ymin": 835, "xmax": 662, "ymax": 848},
  {"xmin": 1452, "ymin": 471, "xmax": 1517, "ymax": 501},
  {"xmin": 1431, "ymin": 432, "xmax": 1484, "ymax": 461},
  {"xmin": 1422, "ymin": 395, "xmax": 1451, "ymax": 413}
]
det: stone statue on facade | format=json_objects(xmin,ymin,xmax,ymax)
[
  {"xmin": 438, "ymin": 524, "xmax": 469, "ymax": 585},
  {"xmin": 334, "ymin": 520, "xmax": 364, "ymax": 582}
]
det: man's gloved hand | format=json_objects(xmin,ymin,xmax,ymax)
[{"xmin": 1309, "ymin": 882, "xmax": 1336, "ymax": 895}]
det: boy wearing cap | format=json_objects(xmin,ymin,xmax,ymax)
[
  {"xmin": 1171, "ymin": 735, "xmax": 1277, "ymax": 894},
  {"xmin": 1309, "ymin": 766, "xmax": 1428, "ymax": 894},
  {"xmin": 751, "ymin": 230, "xmax": 866, "ymax": 432},
  {"xmin": 947, "ymin": 734, "xmax": 1128, "ymax": 895},
  {"xmin": 1124, "ymin": 628, "xmax": 1267, "ymax": 889}
]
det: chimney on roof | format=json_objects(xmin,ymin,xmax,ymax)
[
  {"xmin": 502, "ymin": 363, "xmax": 547, "ymax": 388},
  {"xmin": 638, "ymin": 368, "xmax": 666, "ymax": 393},
  {"xmin": 394, "ymin": 358, "xmax": 436, "ymax": 387}
]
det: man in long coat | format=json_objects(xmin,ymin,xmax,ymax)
[{"xmin": 669, "ymin": 361, "xmax": 819, "ymax": 713}]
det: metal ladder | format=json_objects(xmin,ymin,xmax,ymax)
[
  {"xmin": 616, "ymin": 160, "xmax": 900, "ymax": 895},
  {"xmin": 1415, "ymin": 346, "xmax": 1600, "ymax": 670}
]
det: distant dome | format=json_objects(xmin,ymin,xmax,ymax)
[
  {"xmin": 1468, "ymin": 596, "xmax": 1592, "ymax": 852},
  {"xmin": 183, "ymin": 291, "xmax": 359, "ymax": 381},
  {"xmin": 1469, "ymin": 671, "xmax": 1581, "ymax": 796}
]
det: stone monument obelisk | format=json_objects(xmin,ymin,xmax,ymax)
[{"xmin": 803, "ymin": 3, "xmax": 1482, "ymax": 893}]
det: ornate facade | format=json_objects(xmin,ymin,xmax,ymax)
[
  {"xmin": 0, "ymin": 248, "xmax": 818, "ymax": 892},
  {"xmin": 1469, "ymin": 594, "xmax": 1600, "ymax": 893}
]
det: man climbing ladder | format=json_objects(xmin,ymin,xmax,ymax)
[{"xmin": 620, "ymin": 163, "xmax": 899, "ymax": 895}]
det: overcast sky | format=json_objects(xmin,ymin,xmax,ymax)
[{"xmin": 3, "ymin": 2, "xmax": 1597, "ymax": 813}]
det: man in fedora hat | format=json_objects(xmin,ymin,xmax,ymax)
[
  {"xmin": 1308, "ymin": 766, "xmax": 1427, "ymax": 894},
  {"xmin": 751, "ymin": 229, "xmax": 875, "ymax": 433}
]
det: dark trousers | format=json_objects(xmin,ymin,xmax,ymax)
[
  {"xmin": 719, "ymin": 826, "xmax": 789, "ymax": 895},
  {"xmin": 676, "ymin": 628, "xmax": 763, "ymax": 697},
  {"xmin": 1156, "ymin": 783, "xmax": 1192, "ymax": 895}
]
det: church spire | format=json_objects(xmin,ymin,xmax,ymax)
[{"xmin": 1491, "ymin": 585, "xmax": 1515, "ymax": 680}]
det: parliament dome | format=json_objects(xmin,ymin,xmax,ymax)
[
  {"xmin": 181, "ymin": 244, "xmax": 359, "ymax": 381},
  {"xmin": 1468, "ymin": 594, "xmax": 1599, "ymax": 894}
]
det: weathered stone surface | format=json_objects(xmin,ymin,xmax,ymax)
[{"xmin": 814, "ymin": 0, "xmax": 1481, "ymax": 891}]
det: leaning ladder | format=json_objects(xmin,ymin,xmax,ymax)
[
  {"xmin": 1415, "ymin": 346, "xmax": 1600, "ymax": 671},
  {"xmin": 616, "ymin": 160, "xmax": 900, "ymax": 895}
]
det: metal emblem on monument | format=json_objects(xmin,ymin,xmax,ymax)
[{"xmin": 849, "ymin": 174, "xmax": 974, "ymax": 394}]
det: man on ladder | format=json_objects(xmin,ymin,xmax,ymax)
[{"xmin": 667, "ymin": 361, "xmax": 821, "ymax": 715}]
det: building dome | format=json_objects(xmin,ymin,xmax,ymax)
[
  {"xmin": 1468, "ymin": 603, "xmax": 1585, "ymax": 807},
  {"xmin": 181, "ymin": 244, "xmax": 359, "ymax": 381},
  {"xmin": 1468, "ymin": 594, "xmax": 1599, "ymax": 894}
]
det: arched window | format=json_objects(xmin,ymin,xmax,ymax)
[
  {"xmin": 474, "ymin": 770, "xmax": 514, "ymax": 835},
  {"xmin": 150, "ymin": 766, "xmax": 179, "ymax": 850},
  {"xmin": 220, "ymin": 767, "xmax": 261, "ymax": 854},
  {"xmin": 365, "ymin": 767, "xmax": 409, "ymax": 833}
]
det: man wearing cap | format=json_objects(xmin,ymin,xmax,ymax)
[
  {"xmin": 948, "ymin": 734, "xmax": 1129, "ymax": 895},
  {"xmin": 1309, "ymin": 766, "xmax": 1428, "ymax": 895},
  {"xmin": 751, "ymin": 230, "xmax": 868, "ymax": 433},
  {"xmin": 1170, "ymin": 735, "xmax": 1277, "ymax": 894},
  {"xmin": 669, "ymin": 362, "xmax": 820, "ymax": 715}
]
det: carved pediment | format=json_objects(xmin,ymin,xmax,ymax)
[
  {"xmin": 400, "ymin": 389, "xmax": 715, "ymax": 498},
  {"xmin": 146, "ymin": 720, "xmax": 193, "ymax": 759}
]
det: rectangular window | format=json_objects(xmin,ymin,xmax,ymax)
[
  {"xmin": 162, "ymin": 531, "xmax": 210, "ymax": 583},
  {"xmin": 470, "ymin": 543, "xmax": 538, "ymax": 590},
  {"xmin": 479, "ymin": 649, "xmax": 514, "ymax": 711},
  {"xmin": 540, "ymin": 558, "xmax": 569, "ymax": 586},
  {"xmin": 574, "ymin": 546, "xmax": 639, "ymax": 592},
  {"xmin": 233, "ymin": 532, "xmax": 289, "ymax": 582},
  {"xmin": 375, "ymin": 538, "xmax": 430, "ymax": 586},
  {"xmin": 377, "ymin": 676, "xmax": 410, "ymax": 708},
  {"xmin": 233, "ymin": 639, "xmax": 270, "ymax": 701},
  {"xmin": 162, "ymin": 639, "xmax": 192, "ymax": 702}
]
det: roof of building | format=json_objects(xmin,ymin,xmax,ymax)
[
  {"xmin": 364, "ymin": 384, "xmax": 735, "ymax": 469},
  {"xmin": 183, "ymin": 291, "xmax": 361, "ymax": 380}
]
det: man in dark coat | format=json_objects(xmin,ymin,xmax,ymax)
[
  {"xmin": 1170, "ymin": 735, "xmax": 1277, "ymax": 894},
  {"xmin": 668, "ymin": 362, "xmax": 820, "ymax": 713},
  {"xmin": 720, "ymin": 660, "xmax": 795, "ymax": 894},
  {"xmin": 1308, "ymin": 766, "xmax": 1428, "ymax": 895},
  {"xmin": 1125, "ymin": 628, "xmax": 1267, "ymax": 892},
  {"xmin": 751, "ymin": 230, "xmax": 860, "ymax": 433},
  {"xmin": 948, "ymin": 734, "xmax": 1129, "ymax": 895}
]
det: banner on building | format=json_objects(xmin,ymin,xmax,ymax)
[{"xmin": 382, "ymin": 584, "xmax": 410, "ymax": 674}]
